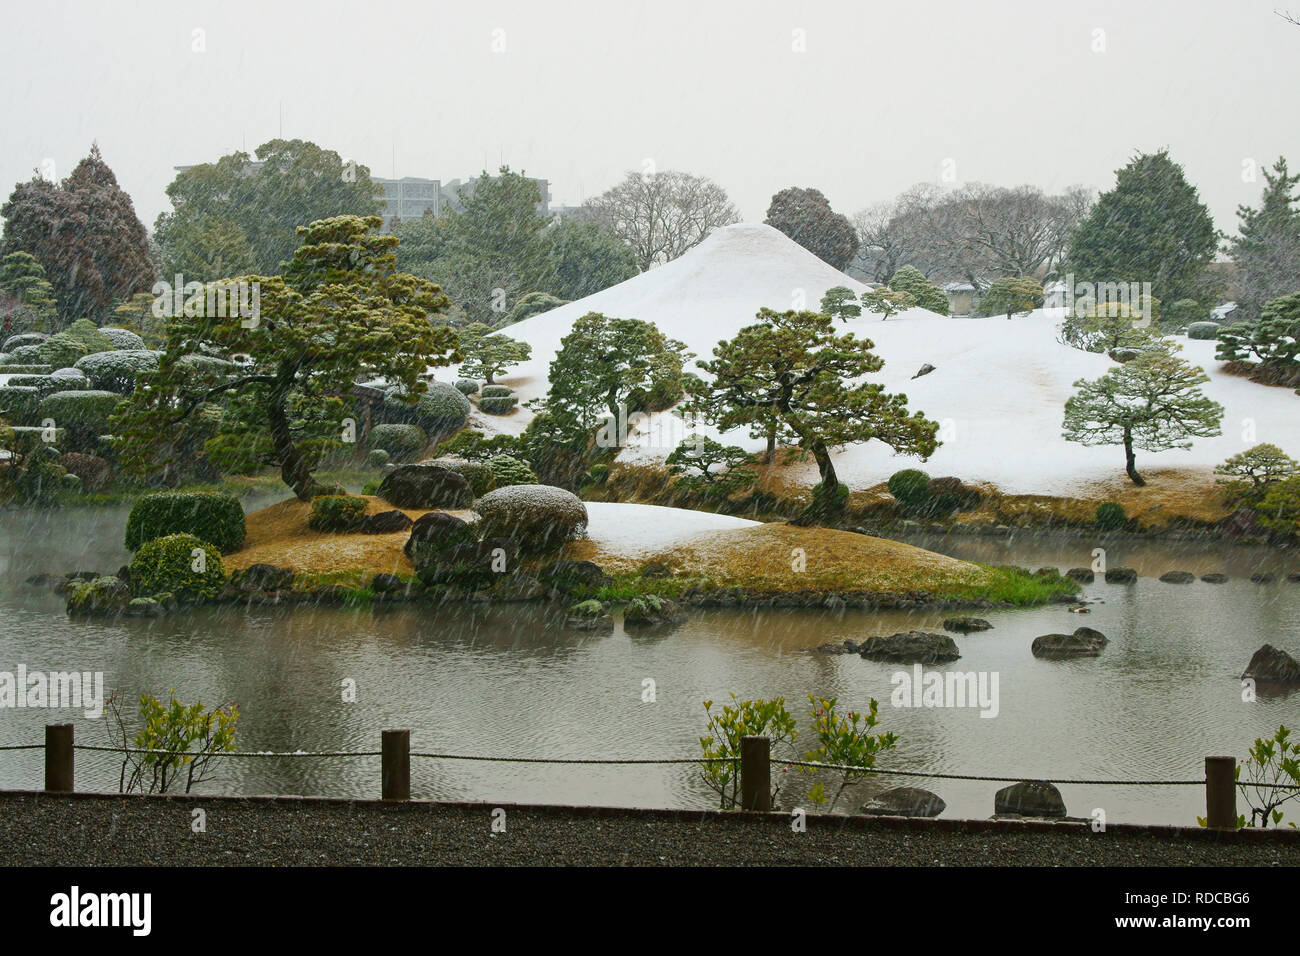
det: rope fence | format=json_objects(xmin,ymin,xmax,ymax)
[{"xmin": 4, "ymin": 724, "xmax": 1282, "ymax": 827}]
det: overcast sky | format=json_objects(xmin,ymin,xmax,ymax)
[{"xmin": 2, "ymin": 0, "xmax": 1297, "ymax": 235}]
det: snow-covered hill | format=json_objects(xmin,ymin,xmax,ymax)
[{"xmin": 471, "ymin": 223, "xmax": 1300, "ymax": 496}]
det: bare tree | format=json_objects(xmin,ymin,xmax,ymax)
[{"xmin": 583, "ymin": 170, "xmax": 740, "ymax": 271}]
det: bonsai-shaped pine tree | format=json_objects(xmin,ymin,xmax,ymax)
[
  {"xmin": 819, "ymin": 286, "xmax": 861, "ymax": 323},
  {"xmin": 1062, "ymin": 343, "xmax": 1223, "ymax": 486},
  {"xmin": 980, "ymin": 276, "xmax": 1043, "ymax": 319},
  {"xmin": 690, "ymin": 308, "xmax": 938, "ymax": 524},
  {"xmin": 456, "ymin": 322, "xmax": 532, "ymax": 384},
  {"xmin": 1214, "ymin": 443, "xmax": 1300, "ymax": 508},
  {"xmin": 860, "ymin": 287, "xmax": 915, "ymax": 321},
  {"xmin": 888, "ymin": 266, "xmax": 949, "ymax": 315},
  {"xmin": 114, "ymin": 215, "xmax": 459, "ymax": 500}
]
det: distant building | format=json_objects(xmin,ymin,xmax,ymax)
[
  {"xmin": 374, "ymin": 177, "xmax": 441, "ymax": 230},
  {"xmin": 440, "ymin": 174, "xmax": 551, "ymax": 217},
  {"xmin": 942, "ymin": 281, "xmax": 977, "ymax": 316}
]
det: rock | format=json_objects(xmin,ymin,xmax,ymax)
[
  {"xmin": 537, "ymin": 559, "xmax": 608, "ymax": 593},
  {"xmin": 493, "ymin": 570, "xmax": 544, "ymax": 602},
  {"xmin": 994, "ymin": 780, "xmax": 1067, "ymax": 818},
  {"xmin": 124, "ymin": 597, "xmax": 165, "ymax": 618},
  {"xmin": 912, "ymin": 363, "xmax": 936, "ymax": 379},
  {"xmin": 814, "ymin": 641, "xmax": 859, "ymax": 655},
  {"xmin": 357, "ymin": 509, "xmax": 413, "ymax": 534},
  {"xmin": 24, "ymin": 573, "xmax": 56, "ymax": 586},
  {"xmin": 1032, "ymin": 626, "xmax": 1107, "ymax": 659},
  {"xmin": 1221, "ymin": 507, "xmax": 1263, "ymax": 539},
  {"xmin": 370, "ymin": 573, "xmax": 410, "ymax": 594},
  {"xmin": 1034, "ymin": 566, "xmax": 1060, "ymax": 578},
  {"xmin": 1104, "ymin": 567, "xmax": 1137, "ymax": 583},
  {"xmin": 404, "ymin": 511, "xmax": 477, "ymax": 559},
  {"xmin": 1250, "ymin": 573, "xmax": 1276, "ymax": 584},
  {"xmin": 1201, "ymin": 573, "xmax": 1229, "ymax": 584},
  {"xmin": 242, "ymin": 563, "xmax": 295, "ymax": 591},
  {"xmin": 860, "ymin": 787, "xmax": 946, "ymax": 818},
  {"xmin": 622, "ymin": 594, "xmax": 686, "ymax": 627},
  {"xmin": 1108, "ymin": 346, "xmax": 1144, "ymax": 363},
  {"xmin": 1065, "ymin": 567, "xmax": 1095, "ymax": 583},
  {"xmin": 1159, "ymin": 570, "xmax": 1195, "ymax": 584},
  {"xmin": 377, "ymin": 464, "xmax": 473, "ymax": 509},
  {"xmin": 1288, "ymin": 573, "xmax": 1300, "ymax": 583},
  {"xmin": 640, "ymin": 562, "xmax": 673, "ymax": 578},
  {"xmin": 942, "ymin": 617, "xmax": 992, "ymax": 633},
  {"xmin": 66, "ymin": 576, "xmax": 132, "ymax": 616},
  {"xmin": 1241, "ymin": 644, "xmax": 1300, "ymax": 683},
  {"xmin": 565, "ymin": 599, "xmax": 614, "ymax": 631},
  {"xmin": 416, "ymin": 538, "xmax": 517, "ymax": 588},
  {"xmin": 858, "ymin": 631, "xmax": 960, "ymax": 664}
]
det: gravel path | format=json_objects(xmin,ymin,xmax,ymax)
[{"xmin": 5, "ymin": 793, "xmax": 1299, "ymax": 866}]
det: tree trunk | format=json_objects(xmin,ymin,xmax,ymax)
[
  {"xmin": 1123, "ymin": 427, "xmax": 1145, "ymax": 486},
  {"xmin": 764, "ymin": 424, "xmax": 776, "ymax": 464},
  {"xmin": 267, "ymin": 368, "xmax": 329, "ymax": 501},
  {"xmin": 791, "ymin": 439, "xmax": 843, "ymax": 526}
]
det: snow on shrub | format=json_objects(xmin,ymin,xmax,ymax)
[
  {"xmin": 1187, "ymin": 321, "xmax": 1220, "ymax": 340},
  {"xmin": 125, "ymin": 491, "xmax": 247, "ymax": 553},
  {"xmin": 6, "ymin": 373, "xmax": 90, "ymax": 396},
  {"xmin": 478, "ymin": 395, "xmax": 518, "ymax": 415},
  {"xmin": 366, "ymin": 448, "xmax": 390, "ymax": 468},
  {"xmin": 129, "ymin": 533, "xmax": 225, "ymax": 602},
  {"xmin": 424, "ymin": 456, "xmax": 496, "ymax": 496},
  {"xmin": 473, "ymin": 484, "xmax": 588, "ymax": 554},
  {"xmin": 383, "ymin": 381, "xmax": 471, "ymax": 436},
  {"xmin": 480, "ymin": 385, "xmax": 513, "ymax": 398},
  {"xmin": 1, "ymin": 333, "xmax": 47, "ymax": 352},
  {"xmin": 454, "ymin": 378, "xmax": 481, "ymax": 396},
  {"xmin": 38, "ymin": 390, "xmax": 124, "ymax": 450},
  {"xmin": 888, "ymin": 468, "xmax": 932, "ymax": 509},
  {"xmin": 74, "ymin": 349, "xmax": 161, "ymax": 393},
  {"xmin": 99, "ymin": 327, "xmax": 146, "ymax": 349},
  {"xmin": 367, "ymin": 423, "xmax": 427, "ymax": 461},
  {"xmin": 488, "ymin": 454, "xmax": 537, "ymax": 486}
]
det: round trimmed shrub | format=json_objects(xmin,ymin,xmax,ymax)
[
  {"xmin": 480, "ymin": 384, "xmax": 513, "ymax": 398},
  {"xmin": 5, "ymin": 426, "xmax": 65, "ymax": 455},
  {"xmin": 366, "ymin": 448, "xmax": 391, "ymax": 468},
  {"xmin": 73, "ymin": 349, "xmax": 161, "ymax": 393},
  {"xmin": 888, "ymin": 468, "xmax": 932, "ymax": 509},
  {"xmin": 924, "ymin": 476, "xmax": 982, "ymax": 515},
  {"xmin": 425, "ymin": 456, "xmax": 496, "ymax": 496},
  {"xmin": 129, "ymin": 533, "xmax": 225, "ymax": 603},
  {"xmin": 488, "ymin": 454, "xmax": 537, "ymax": 486},
  {"xmin": 0, "ymin": 386, "xmax": 41, "ymax": 425},
  {"xmin": 177, "ymin": 353, "xmax": 236, "ymax": 377},
  {"xmin": 474, "ymin": 484, "xmax": 588, "ymax": 554},
  {"xmin": 1187, "ymin": 321, "xmax": 1220, "ymax": 340},
  {"xmin": 125, "ymin": 491, "xmax": 247, "ymax": 553},
  {"xmin": 1095, "ymin": 501, "xmax": 1128, "ymax": 530},
  {"xmin": 37, "ymin": 333, "xmax": 91, "ymax": 371},
  {"xmin": 59, "ymin": 452, "xmax": 112, "ymax": 492},
  {"xmin": 367, "ymin": 423, "xmax": 427, "ymax": 461},
  {"xmin": 6, "ymin": 374, "xmax": 90, "ymax": 397},
  {"xmin": 7, "ymin": 343, "xmax": 44, "ymax": 362},
  {"xmin": 38, "ymin": 390, "xmax": 124, "ymax": 451},
  {"xmin": 308, "ymin": 494, "xmax": 368, "ymax": 532},
  {"xmin": 454, "ymin": 378, "xmax": 481, "ymax": 396},
  {"xmin": 383, "ymin": 382, "xmax": 471, "ymax": 436},
  {"xmin": 479, "ymin": 395, "xmax": 519, "ymax": 415},
  {"xmin": 1, "ymin": 332, "xmax": 47, "ymax": 352},
  {"xmin": 99, "ymin": 327, "xmax": 146, "ymax": 349}
]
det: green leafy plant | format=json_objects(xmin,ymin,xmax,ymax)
[
  {"xmin": 128, "ymin": 533, "xmax": 225, "ymax": 602},
  {"xmin": 107, "ymin": 690, "xmax": 238, "ymax": 794},
  {"xmin": 888, "ymin": 468, "xmax": 932, "ymax": 510},
  {"xmin": 698, "ymin": 694, "xmax": 797, "ymax": 809},
  {"xmin": 1198, "ymin": 726, "xmax": 1300, "ymax": 829},
  {"xmin": 1095, "ymin": 501, "xmax": 1127, "ymax": 530},
  {"xmin": 802, "ymin": 695, "xmax": 897, "ymax": 812},
  {"xmin": 125, "ymin": 491, "xmax": 246, "ymax": 553},
  {"xmin": 308, "ymin": 494, "xmax": 367, "ymax": 532}
]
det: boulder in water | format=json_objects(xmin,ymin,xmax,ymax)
[
  {"xmin": 995, "ymin": 780, "xmax": 1067, "ymax": 818},
  {"xmin": 1032, "ymin": 627, "xmax": 1107, "ymax": 659},
  {"xmin": 1241, "ymin": 644, "xmax": 1300, "ymax": 684},
  {"xmin": 859, "ymin": 631, "xmax": 960, "ymax": 664},
  {"xmin": 1159, "ymin": 570, "xmax": 1195, "ymax": 584}
]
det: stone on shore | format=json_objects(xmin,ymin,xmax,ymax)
[
  {"xmin": 860, "ymin": 787, "xmax": 946, "ymax": 818},
  {"xmin": 995, "ymin": 780, "xmax": 1067, "ymax": 818}
]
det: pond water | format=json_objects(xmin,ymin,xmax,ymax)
[{"xmin": 0, "ymin": 501, "xmax": 1297, "ymax": 825}]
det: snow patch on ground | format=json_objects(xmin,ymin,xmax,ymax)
[{"xmin": 583, "ymin": 502, "xmax": 758, "ymax": 559}]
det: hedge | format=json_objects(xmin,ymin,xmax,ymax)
[
  {"xmin": 474, "ymin": 484, "xmax": 588, "ymax": 554},
  {"xmin": 479, "ymin": 395, "xmax": 519, "ymax": 415},
  {"xmin": 129, "ymin": 533, "xmax": 225, "ymax": 603},
  {"xmin": 0, "ymin": 386, "xmax": 41, "ymax": 425},
  {"xmin": 308, "ymin": 494, "xmax": 367, "ymax": 532},
  {"xmin": 1187, "ymin": 321, "xmax": 1221, "ymax": 340},
  {"xmin": 1, "ymin": 333, "xmax": 47, "ymax": 352},
  {"xmin": 488, "ymin": 454, "xmax": 537, "ymax": 486},
  {"xmin": 480, "ymin": 385, "xmax": 514, "ymax": 398},
  {"xmin": 424, "ymin": 456, "xmax": 496, "ymax": 496},
  {"xmin": 367, "ymin": 423, "xmax": 427, "ymax": 461},
  {"xmin": 99, "ymin": 327, "xmax": 146, "ymax": 349},
  {"xmin": 38, "ymin": 390, "xmax": 124, "ymax": 450},
  {"xmin": 125, "ymin": 491, "xmax": 247, "ymax": 553},
  {"xmin": 3, "ymin": 426, "xmax": 66, "ymax": 455},
  {"xmin": 888, "ymin": 468, "xmax": 932, "ymax": 509},
  {"xmin": 454, "ymin": 378, "xmax": 481, "ymax": 396},
  {"xmin": 73, "ymin": 349, "xmax": 161, "ymax": 393},
  {"xmin": 5, "ymin": 374, "xmax": 90, "ymax": 396},
  {"xmin": 1095, "ymin": 501, "xmax": 1128, "ymax": 530},
  {"xmin": 383, "ymin": 382, "xmax": 471, "ymax": 435}
]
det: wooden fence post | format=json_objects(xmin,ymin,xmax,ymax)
[
  {"xmin": 382, "ymin": 730, "xmax": 410, "ymax": 800},
  {"xmin": 1205, "ymin": 755, "xmax": 1237, "ymax": 830},
  {"xmin": 740, "ymin": 736, "xmax": 771, "ymax": 812},
  {"xmin": 44, "ymin": 724, "xmax": 73, "ymax": 793}
]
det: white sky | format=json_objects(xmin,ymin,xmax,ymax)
[{"xmin": 2, "ymin": 0, "xmax": 1297, "ymax": 234}]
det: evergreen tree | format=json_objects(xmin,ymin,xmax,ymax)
[
  {"xmin": 691, "ymin": 309, "xmax": 938, "ymax": 524},
  {"xmin": 765, "ymin": 187, "xmax": 859, "ymax": 271},
  {"xmin": 889, "ymin": 266, "xmax": 949, "ymax": 314},
  {"xmin": 1062, "ymin": 344, "xmax": 1223, "ymax": 485},
  {"xmin": 457, "ymin": 322, "xmax": 532, "ymax": 383},
  {"xmin": 979, "ymin": 276, "xmax": 1044, "ymax": 318},
  {"xmin": 1, "ymin": 145, "xmax": 154, "ymax": 323},
  {"xmin": 1227, "ymin": 157, "xmax": 1300, "ymax": 322},
  {"xmin": 1064, "ymin": 150, "xmax": 1217, "ymax": 306},
  {"xmin": 819, "ymin": 286, "xmax": 861, "ymax": 322}
]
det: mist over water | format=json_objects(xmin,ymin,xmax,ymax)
[{"xmin": 0, "ymin": 501, "xmax": 1296, "ymax": 825}]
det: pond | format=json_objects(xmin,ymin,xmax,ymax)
[{"xmin": 0, "ymin": 500, "xmax": 1297, "ymax": 825}]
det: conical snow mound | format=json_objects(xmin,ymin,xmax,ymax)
[{"xmin": 494, "ymin": 222, "xmax": 939, "ymax": 404}]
